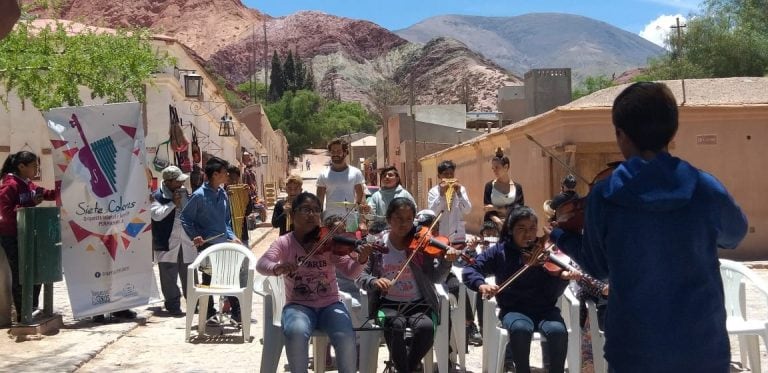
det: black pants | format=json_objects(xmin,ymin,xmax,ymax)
[
  {"xmin": 378, "ymin": 301, "xmax": 435, "ymax": 373},
  {"xmin": 1, "ymin": 235, "xmax": 41, "ymax": 322}
]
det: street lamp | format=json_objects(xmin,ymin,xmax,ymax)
[
  {"xmin": 219, "ymin": 111, "xmax": 236, "ymax": 137},
  {"xmin": 183, "ymin": 73, "xmax": 203, "ymax": 99}
]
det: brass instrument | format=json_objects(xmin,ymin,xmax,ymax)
[
  {"xmin": 227, "ymin": 184, "xmax": 250, "ymax": 240},
  {"xmin": 442, "ymin": 178, "xmax": 459, "ymax": 211}
]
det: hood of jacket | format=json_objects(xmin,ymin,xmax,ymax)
[{"xmin": 602, "ymin": 152, "xmax": 698, "ymax": 212}]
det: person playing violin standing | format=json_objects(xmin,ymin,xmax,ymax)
[
  {"xmin": 550, "ymin": 82, "xmax": 748, "ymax": 372},
  {"xmin": 357, "ymin": 198, "xmax": 456, "ymax": 373},
  {"xmin": 256, "ymin": 192, "xmax": 373, "ymax": 373},
  {"xmin": 463, "ymin": 206, "xmax": 574, "ymax": 373}
]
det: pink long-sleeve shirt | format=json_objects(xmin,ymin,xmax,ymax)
[{"xmin": 257, "ymin": 232, "xmax": 363, "ymax": 308}]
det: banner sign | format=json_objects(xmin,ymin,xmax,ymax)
[{"xmin": 45, "ymin": 102, "xmax": 154, "ymax": 318}]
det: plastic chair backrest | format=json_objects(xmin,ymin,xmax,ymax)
[
  {"xmin": 720, "ymin": 259, "xmax": 768, "ymax": 321},
  {"xmin": 195, "ymin": 243, "xmax": 255, "ymax": 289},
  {"xmin": 265, "ymin": 275, "xmax": 286, "ymax": 328}
]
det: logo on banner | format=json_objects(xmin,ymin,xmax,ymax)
[{"xmin": 49, "ymin": 113, "xmax": 149, "ymax": 260}]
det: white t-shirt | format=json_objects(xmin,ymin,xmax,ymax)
[{"xmin": 317, "ymin": 165, "xmax": 364, "ymax": 219}]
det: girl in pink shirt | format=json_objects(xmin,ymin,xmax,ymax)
[{"xmin": 257, "ymin": 192, "xmax": 372, "ymax": 373}]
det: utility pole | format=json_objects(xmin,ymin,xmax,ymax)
[
  {"xmin": 670, "ymin": 17, "xmax": 687, "ymax": 59},
  {"xmin": 251, "ymin": 25, "xmax": 256, "ymax": 103},
  {"xmin": 409, "ymin": 74, "xmax": 416, "ymax": 190},
  {"xmin": 263, "ymin": 20, "xmax": 269, "ymax": 93},
  {"xmin": 670, "ymin": 17, "xmax": 688, "ymax": 104}
]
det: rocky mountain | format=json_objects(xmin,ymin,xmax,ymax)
[
  {"xmin": 396, "ymin": 13, "xmax": 665, "ymax": 82},
  {"xmin": 34, "ymin": 0, "xmax": 266, "ymax": 59},
  {"xmin": 28, "ymin": 2, "xmax": 660, "ymax": 112},
  {"xmin": 209, "ymin": 11, "xmax": 519, "ymax": 110}
]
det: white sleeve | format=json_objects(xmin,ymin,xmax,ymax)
[
  {"xmin": 353, "ymin": 168, "xmax": 365, "ymax": 185},
  {"xmin": 427, "ymin": 186, "xmax": 446, "ymax": 212},
  {"xmin": 316, "ymin": 170, "xmax": 327, "ymax": 187},
  {"xmin": 150, "ymin": 199, "xmax": 175, "ymax": 221}
]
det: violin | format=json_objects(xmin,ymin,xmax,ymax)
[
  {"xmin": 408, "ymin": 225, "xmax": 475, "ymax": 264},
  {"xmin": 520, "ymin": 239, "xmax": 609, "ymax": 298},
  {"xmin": 554, "ymin": 162, "xmax": 621, "ymax": 233}
]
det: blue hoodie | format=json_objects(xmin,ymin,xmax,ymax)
[{"xmin": 552, "ymin": 152, "xmax": 747, "ymax": 373}]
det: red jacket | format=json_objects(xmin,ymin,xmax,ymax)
[{"xmin": 0, "ymin": 173, "xmax": 56, "ymax": 236}]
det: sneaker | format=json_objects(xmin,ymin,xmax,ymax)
[
  {"xmin": 111, "ymin": 309, "xmax": 137, "ymax": 319},
  {"xmin": 503, "ymin": 359, "xmax": 515, "ymax": 372},
  {"xmin": 467, "ymin": 322, "xmax": 482, "ymax": 346}
]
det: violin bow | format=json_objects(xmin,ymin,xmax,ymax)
[
  {"xmin": 489, "ymin": 238, "xmax": 553, "ymax": 299},
  {"xmin": 524, "ymin": 133, "xmax": 591, "ymax": 185},
  {"xmin": 391, "ymin": 211, "xmax": 445, "ymax": 284},
  {"xmin": 297, "ymin": 204, "xmax": 359, "ymax": 267}
]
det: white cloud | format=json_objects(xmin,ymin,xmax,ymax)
[
  {"xmin": 644, "ymin": 0, "xmax": 700, "ymax": 10},
  {"xmin": 639, "ymin": 14, "xmax": 687, "ymax": 48}
]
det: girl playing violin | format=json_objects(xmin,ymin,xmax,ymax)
[
  {"xmin": 463, "ymin": 206, "xmax": 571, "ymax": 373},
  {"xmin": 356, "ymin": 197, "xmax": 456, "ymax": 373},
  {"xmin": 256, "ymin": 192, "xmax": 372, "ymax": 373}
]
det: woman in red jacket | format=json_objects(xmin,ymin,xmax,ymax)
[{"xmin": 0, "ymin": 151, "xmax": 56, "ymax": 323}]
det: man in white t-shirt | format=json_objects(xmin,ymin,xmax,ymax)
[{"xmin": 316, "ymin": 138, "xmax": 369, "ymax": 233}]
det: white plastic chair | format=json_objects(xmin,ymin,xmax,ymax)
[
  {"xmin": 585, "ymin": 299, "xmax": 607, "ymax": 373},
  {"xmin": 482, "ymin": 285, "xmax": 581, "ymax": 373},
  {"xmin": 255, "ymin": 275, "xmax": 355, "ymax": 373},
  {"xmin": 185, "ymin": 242, "xmax": 256, "ymax": 342},
  {"xmin": 448, "ymin": 266, "xmax": 468, "ymax": 371},
  {"xmin": 720, "ymin": 259, "xmax": 768, "ymax": 373},
  {"xmin": 358, "ymin": 283, "xmax": 451, "ymax": 372}
]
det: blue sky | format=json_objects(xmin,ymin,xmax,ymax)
[{"xmin": 244, "ymin": 0, "xmax": 701, "ymax": 46}]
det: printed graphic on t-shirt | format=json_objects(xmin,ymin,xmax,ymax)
[
  {"xmin": 290, "ymin": 255, "xmax": 331, "ymax": 301},
  {"xmin": 381, "ymin": 249, "xmax": 420, "ymax": 302}
]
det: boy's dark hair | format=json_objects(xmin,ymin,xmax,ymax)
[
  {"xmin": 612, "ymin": 81, "xmax": 678, "ymax": 152},
  {"xmin": 226, "ymin": 165, "xmax": 241, "ymax": 178},
  {"xmin": 204, "ymin": 156, "xmax": 230, "ymax": 180},
  {"xmin": 480, "ymin": 221, "xmax": 500, "ymax": 236},
  {"xmin": 437, "ymin": 160, "xmax": 456, "ymax": 174},
  {"xmin": 492, "ymin": 147, "xmax": 510, "ymax": 167},
  {"xmin": 327, "ymin": 138, "xmax": 349, "ymax": 153},
  {"xmin": 563, "ymin": 174, "xmax": 577, "ymax": 189},
  {"xmin": 500, "ymin": 205, "xmax": 538, "ymax": 246},
  {"xmin": 1, "ymin": 151, "xmax": 39, "ymax": 176},
  {"xmin": 386, "ymin": 197, "xmax": 416, "ymax": 219},
  {"xmin": 368, "ymin": 220, "xmax": 389, "ymax": 235},
  {"xmin": 291, "ymin": 192, "xmax": 322, "ymax": 214}
]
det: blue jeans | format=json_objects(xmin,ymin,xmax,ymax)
[
  {"xmin": 501, "ymin": 309, "xmax": 568, "ymax": 373},
  {"xmin": 282, "ymin": 301, "xmax": 356, "ymax": 373}
]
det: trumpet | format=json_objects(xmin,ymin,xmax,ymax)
[{"xmin": 442, "ymin": 178, "xmax": 459, "ymax": 211}]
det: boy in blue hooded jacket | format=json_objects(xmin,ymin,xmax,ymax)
[{"xmin": 551, "ymin": 81, "xmax": 748, "ymax": 372}]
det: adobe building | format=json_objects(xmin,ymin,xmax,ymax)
[
  {"xmin": 474, "ymin": 68, "xmax": 572, "ymax": 131},
  {"xmin": 379, "ymin": 112, "xmax": 483, "ymax": 207},
  {"xmin": 420, "ymin": 77, "xmax": 767, "ymax": 260},
  {"xmin": 0, "ymin": 19, "xmax": 288, "ymax": 196}
]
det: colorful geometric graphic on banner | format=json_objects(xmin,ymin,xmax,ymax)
[{"xmin": 45, "ymin": 102, "xmax": 154, "ymax": 319}]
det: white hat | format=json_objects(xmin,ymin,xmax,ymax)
[{"xmin": 161, "ymin": 165, "xmax": 189, "ymax": 182}]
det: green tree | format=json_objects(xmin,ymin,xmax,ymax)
[
  {"xmin": 267, "ymin": 51, "xmax": 284, "ymax": 102},
  {"xmin": 0, "ymin": 21, "xmax": 172, "ymax": 110},
  {"xmin": 572, "ymin": 75, "xmax": 616, "ymax": 100},
  {"xmin": 294, "ymin": 51, "xmax": 305, "ymax": 91},
  {"xmin": 264, "ymin": 89, "xmax": 376, "ymax": 155},
  {"xmin": 283, "ymin": 50, "xmax": 296, "ymax": 92},
  {"xmin": 641, "ymin": 0, "xmax": 768, "ymax": 80},
  {"xmin": 236, "ymin": 80, "xmax": 267, "ymax": 103}
]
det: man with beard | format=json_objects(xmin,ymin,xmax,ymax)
[
  {"xmin": 151, "ymin": 166, "xmax": 195, "ymax": 316},
  {"xmin": 316, "ymin": 138, "xmax": 369, "ymax": 233}
]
